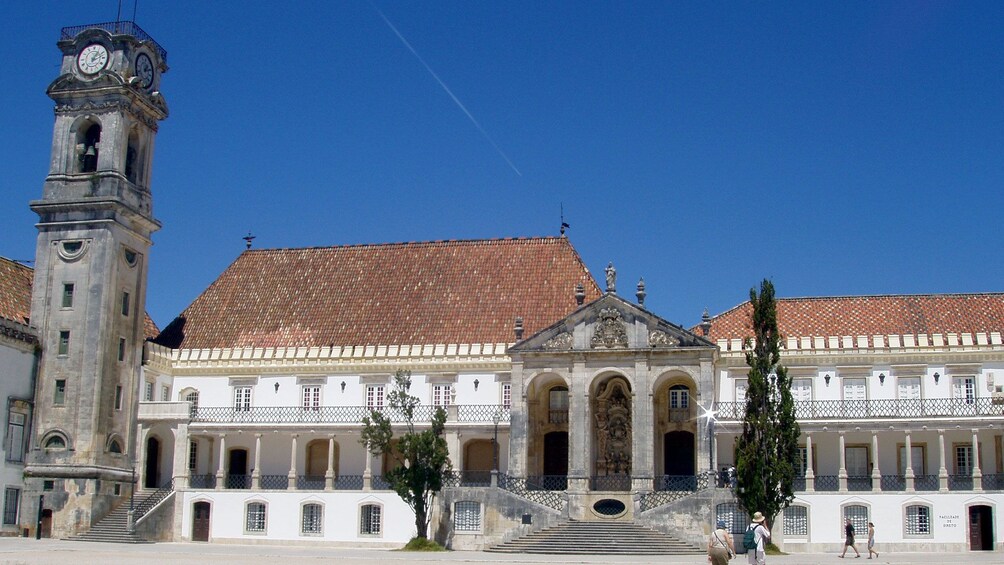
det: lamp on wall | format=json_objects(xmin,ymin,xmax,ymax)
[
  {"xmin": 274, "ymin": 382, "xmax": 280, "ymax": 393},
  {"xmin": 824, "ymin": 374, "xmax": 831, "ymax": 387},
  {"xmin": 340, "ymin": 381, "xmax": 346, "ymax": 392},
  {"xmin": 473, "ymin": 379, "xmax": 480, "ymax": 391},
  {"xmin": 933, "ymin": 372, "xmax": 940, "ymax": 384},
  {"xmin": 878, "ymin": 373, "xmax": 885, "ymax": 385}
]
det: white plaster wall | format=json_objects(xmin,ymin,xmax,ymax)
[
  {"xmin": 181, "ymin": 490, "xmax": 415, "ymax": 544},
  {"xmin": 0, "ymin": 339, "xmax": 35, "ymax": 532}
]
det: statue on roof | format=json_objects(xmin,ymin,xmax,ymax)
[{"xmin": 605, "ymin": 262, "xmax": 616, "ymax": 293}]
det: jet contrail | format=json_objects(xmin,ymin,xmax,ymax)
[{"xmin": 371, "ymin": 4, "xmax": 522, "ymax": 176}]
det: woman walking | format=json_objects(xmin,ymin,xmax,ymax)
[
  {"xmin": 708, "ymin": 519, "xmax": 735, "ymax": 565},
  {"xmin": 867, "ymin": 522, "xmax": 878, "ymax": 559}
]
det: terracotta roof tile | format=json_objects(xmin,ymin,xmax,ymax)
[
  {"xmin": 0, "ymin": 256, "xmax": 160, "ymax": 340},
  {"xmin": 699, "ymin": 294, "xmax": 1004, "ymax": 341},
  {"xmin": 160, "ymin": 237, "xmax": 602, "ymax": 349}
]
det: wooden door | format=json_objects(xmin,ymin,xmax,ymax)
[
  {"xmin": 192, "ymin": 502, "xmax": 210, "ymax": 542},
  {"xmin": 40, "ymin": 509, "xmax": 52, "ymax": 538}
]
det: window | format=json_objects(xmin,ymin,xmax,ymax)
[
  {"xmin": 108, "ymin": 439, "xmax": 122, "ymax": 454},
  {"xmin": 6, "ymin": 412, "xmax": 26, "ymax": 463},
  {"xmin": 735, "ymin": 380, "xmax": 747, "ymax": 403},
  {"xmin": 454, "ymin": 501, "xmax": 481, "ymax": 532},
  {"xmin": 234, "ymin": 387, "xmax": 252, "ymax": 412},
  {"xmin": 188, "ymin": 441, "xmax": 197, "ymax": 471},
  {"xmin": 58, "ymin": 331, "xmax": 70, "ymax": 355},
  {"xmin": 905, "ymin": 505, "xmax": 931, "ymax": 535},
  {"xmin": 501, "ymin": 383, "xmax": 511, "ymax": 408},
  {"xmin": 301, "ymin": 503, "xmax": 323, "ymax": 535},
  {"xmin": 843, "ymin": 378, "xmax": 867, "ymax": 401},
  {"xmin": 360, "ymin": 504, "xmax": 382, "ymax": 535},
  {"xmin": 955, "ymin": 445, "xmax": 973, "ymax": 475},
  {"xmin": 669, "ymin": 384, "xmax": 690, "ymax": 409},
  {"xmin": 245, "ymin": 502, "xmax": 266, "ymax": 533},
  {"xmin": 843, "ymin": 505, "xmax": 869, "ymax": 539},
  {"xmin": 784, "ymin": 505, "xmax": 808, "ymax": 537},
  {"xmin": 44, "ymin": 435, "xmax": 66, "ymax": 450},
  {"xmin": 898, "ymin": 445, "xmax": 926, "ymax": 475},
  {"xmin": 795, "ymin": 446, "xmax": 813, "ymax": 476},
  {"xmin": 302, "ymin": 386, "xmax": 320, "ymax": 411},
  {"xmin": 42, "ymin": 480, "xmax": 54, "ymax": 491},
  {"xmin": 792, "ymin": 378, "xmax": 812, "ymax": 401},
  {"xmin": 432, "ymin": 384, "xmax": 452, "ymax": 407},
  {"xmin": 954, "ymin": 377, "xmax": 976, "ymax": 404},
  {"xmin": 54, "ymin": 380, "xmax": 66, "ymax": 405},
  {"xmin": 161, "ymin": 385, "xmax": 170, "ymax": 401},
  {"xmin": 145, "ymin": 381, "xmax": 154, "ymax": 402},
  {"xmin": 114, "ymin": 385, "xmax": 122, "ymax": 410},
  {"xmin": 845, "ymin": 446, "xmax": 869, "ymax": 476},
  {"xmin": 2, "ymin": 488, "xmax": 19, "ymax": 525},
  {"xmin": 62, "ymin": 283, "xmax": 74, "ymax": 308},
  {"xmin": 548, "ymin": 386, "xmax": 569, "ymax": 424},
  {"xmin": 121, "ymin": 291, "xmax": 130, "ymax": 316},
  {"xmin": 186, "ymin": 391, "xmax": 199, "ymax": 417},
  {"xmin": 118, "ymin": 337, "xmax": 126, "ymax": 361},
  {"xmin": 366, "ymin": 385, "xmax": 384, "ymax": 411},
  {"xmin": 898, "ymin": 377, "xmax": 921, "ymax": 400}
]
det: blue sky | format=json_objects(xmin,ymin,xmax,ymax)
[{"xmin": 3, "ymin": 1, "xmax": 1003, "ymax": 331}]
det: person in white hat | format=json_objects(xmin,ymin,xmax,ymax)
[{"xmin": 746, "ymin": 511, "xmax": 771, "ymax": 565}]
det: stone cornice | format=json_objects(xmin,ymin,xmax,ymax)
[{"xmin": 0, "ymin": 318, "xmax": 38, "ymax": 349}]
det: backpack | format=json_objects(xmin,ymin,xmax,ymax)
[{"xmin": 743, "ymin": 526, "xmax": 758, "ymax": 550}]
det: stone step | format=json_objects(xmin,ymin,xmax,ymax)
[{"xmin": 486, "ymin": 520, "xmax": 705, "ymax": 555}]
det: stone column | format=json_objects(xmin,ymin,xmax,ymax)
[
  {"xmin": 568, "ymin": 359, "xmax": 588, "ymax": 493},
  {"xmin": 871, "ymin": 433, "xmax": 879, "ymax": 491},
  {"xmin": 805, "ymin": 433, "xmax": 815, "ymax": 492},
  {"xmin": 325, "ymin": 436, "xmax": 336, "ymax": 490},
  {"xmin": 507, "ymin": 361, "xmax": 528, "ymax": 477},
  {"xmin": 631, "ymin": 358, "xmax": 653, "ymax": 492},
  {"xmin": 445, "ymin": 430, "xmax": 462, "ymax": 475},
  {"xmin": 251, "ymin": 433, "xmax": 262, "ymax": 490},
  {"xmin": 288, "ymin": 434, "xmax": 298, "ymax": 489},
  {"xmin": 172, "ymin": 424, "xmax": 191, "ymax": 489},
  {"xmin": 363, "ymin": 448, "xmax": 373, "ymax": 491},
  {"xmin": 972, "ymin": 429, "xmax": 983, "ymax": 491},
  {"xmin": 938, "ymin": 429, "xmax": 949, "ymax": 492},
  {"xmin": 904, "ymin": 431, "xmax": 915, "ymax": 492},
  {"xmin": 838, "ymin": 432, "xmax": 848, "ymax": 492},
  {"xmin": 215, "ymin": 434, "xmax": 226, "ymax": 490},
  {"xmin": 137, "ymin": 425, "xmax": 149, "ymax": 490}
]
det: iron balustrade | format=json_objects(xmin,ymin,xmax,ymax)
[
  {"xmin": 792, "ymin": 477, "xmax": 806, "ymax": 491},
  {"xmin": 655, "ymin": 475, "xmax": 699, "ymax": 492},
  {"xmin": 814, "ymin": 475, "xmax": 839, "ymax": 491},
  {"xmin": 333, "ymin": 475, "xmax": 364, "ymax": 490},
  {"xmin": 880, "ymin": 475, "xmax": 906, "ymax": 491},
  {"xmin": 591, "ymin": 475, "xmax": 632, "ymax": 491},
  {"xmin": 525, "ymin": 475, "xmax": 569, "ymax": 491},
  {"xmin": 948, "ymin": 475, "xmax": 973, "ymax": 491},
  {"xmin": 60, "ymin": 21, "xmax": 168, "ymax": 63},
  {"xmin": 847, "ymin": 476, "xmax": 872, "ymax": 491},
  {"xmin": 225, "ymin": 474, "xmax": 251, "ymax": 489},
  {"xmin": 372, "ymin": 475, "xmax": 392, "ymax": 490},
  {"xmin": 983, "ymin": 473, "xmax": 1004, "ymax": 490},
  {"xmin": 189, "ymin": 474, "xmax": 216, "ymax": 489},
  {"xmin": 498, "ymin": 473, "xmax": 566, "ymax": 511},
  {"xmin": 296, "ymin": 475, "xmax": 326, "ymax": 490},
  {"xmin": 192, "ymin": 404, "xmax": 511, "ymax": 425},
  {"xmin": 133, "ymin": 479, "xmax": 174, "ymax": 521},
  {"xmin": 259, "ymin": 475, "xmax": 289, "ymax": 490},
  {"xmin": 640, "ymin": 472, "xmax": 713, "ymax": 511},
  {"xmin": 914, "ymin": 475, "xmax": 939, "ymax": 491},
  {"xmin": 716, "ymin": 398, "xmax": 1004, "ymax": 421}
]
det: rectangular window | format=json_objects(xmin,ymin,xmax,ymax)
[
  {"xmin": 54, "ymin": 380, "xmax": 66, "ymax": 405},
  {"xmin": 366, "ymin": 385, "xmax": 384, "ymax": 411},
  {"xmin": 61, "ymin": 283, "xmax": 74, "ymax": 308},
  {"xmin": 114, "ymin": 385, "xmax": 123, "ymax": 410},
  {"xmin": 842, "ymin": 378, "xmax": 867, "ymax": 401},
  {"xmin": 245, "ymin": 502, "xmax": 266, "ymax": 533},
  {"xmin": 501, "ymin": 383, "xmax": 511, "ymax": 408},
  {"xmin": 954, "ymin": 377, "xmax": 976, "ymax": 404},
  {"xmin": 121, "ymin": 291, "xmax": 130, "ymax": 316},
  {"xmin": 301, "ymin": 503, "xmax": 323, "ymax": 535},
  {"xmin": 161, "ymin": 385, "xmax": 170, "ymax": 402},
  {"xmin": 302, "ymin": 386, "xmax": 321, "ymax": 411},
  {"xmin": 145, "ymin": 381, "xmax": 154, "ymax": 402},
  {"xmin": 58, "ymin": 331, "xmax": 70, "ymax": 355},
  {"xmin": 5, "ymin": 412, "xmax": 26, "ymax": 463},
  {"xmin": 955, "ymin": 445, "xmax": 973, "ymax": 475},
  {"xmin": 905, "ymin": 505, "xmax": 931, "ymax": 535},
  {"xmin": 897, "ymin": 377, "xmax": 921, "ymax": 400},
  {"xmin": 792, "ymin": 378, "xmax": 812, "ymax": 401},
  {"xmin": 843, "ymin": 505, "xmax": 869, "ymax": 539},
  {"xmin": 42, "ymin": 480, "xmax": 54, "ymax": 491},
  {"xmin": 795, "ymin": 446, "xmax": 809, "ymax": 476},
  {"xmin": 669, "ymin": 387, "xmax": 689, "ymax": 409},
  {"xmin": 360, "ymin": 504, "xmax": 382, "ymax": 535},
  {"xmin": 188, "ymin": 441, "xmax": 197, "ymax": 471},
  {"xmin": 234, "ymin": 387, "xmax": 252, "ymax": 412},
  {"xmin": 432, "ymin": 384, "xmax": 452, "ymax": 407},
  {"xmin": 783, "ymin": 505, "xmax": 808, "ymax": 537},
  {"xmin": 2, "ymin": 487, "xmax": 20, "ymax": 525},
  {"xmin": 845, "ymin": 446, "xmax": 869, "ymax": 476},
  {"xmin": 118, "ymin": 337, "xmax": 126, "ymax": 362},
  {"xmin": 454, "ymin": 501, "xmax": 481, "ymax": 532},
  {"xmin": 898, "ymin": 445, "xmax": 926, "ymax": 475},
  {"xmin": 735, "ymin": 380, "xmax": 747, "ymax": 403}
]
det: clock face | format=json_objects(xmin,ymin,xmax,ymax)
[
  {"xmin": 135, "ymin": 53, "xmax": 154, "ymax": 89},
  {"xmin": 77, "ymin": 44, "xmax": 108, "ymax": 75}
]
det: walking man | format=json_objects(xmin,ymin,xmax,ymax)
[{"xmin": 840, "ymin": 518, "xmax": 861, "ymax": 558}]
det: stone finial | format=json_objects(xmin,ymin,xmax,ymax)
[
  {"xmin": 605, "ymin": 262, "xmax": 616, "ymax": 294},
  {"xmin": 575, "ymin": 282, "xmax": 585, "ymax": 305},
  {"xmin": 699, "ymin": 308, "xmax": 712, "ymax": 337},
  {"xmin": 514, "ymin": 317, "xmax": 524, "ymax": 340},
  {"xmin": 636, "ymin": 277, "xmax": 646, "ymax": 306}
]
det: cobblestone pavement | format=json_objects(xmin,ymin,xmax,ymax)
[{"xmin": 0, "ymin": 540, "xmax": 1001, "ymax": 565}]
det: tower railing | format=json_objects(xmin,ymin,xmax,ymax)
[{"xmin": 60, "ymin": 21, "xmax": 168, "ymax": 62}]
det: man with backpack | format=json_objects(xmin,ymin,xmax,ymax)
[{"xmin": 743, "ymin": 511, "xmax": 771, "ymax": 565}]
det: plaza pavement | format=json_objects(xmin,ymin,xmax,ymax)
[
  {"xmin": 0, "ymin": 539, "xmax": 999, "ymax": 565},
  {"xmin": 0, "ymin": 541, "xmax": 995, "ymax": 565}
]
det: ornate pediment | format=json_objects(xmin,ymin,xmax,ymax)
[
  {"xmin": 590, "ymin": 307, "xmax": 628, "ymax": 349},
  {"xmin": 543, "ymin": 332, "xmax": 572, "ymax": 350},
  {"xmin": 648, "ymin": 329, "xmax": 679, "ymax": 347}
]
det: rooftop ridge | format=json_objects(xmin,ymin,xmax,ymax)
[{"xmin": 241, "ymin": 235, "xmax": 569, "ymax": 254}]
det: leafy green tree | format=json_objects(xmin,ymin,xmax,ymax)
[
  {"xmin": 360, "ymin": 370, "xmax": 452, "ymax": 539},
  {"xmin": 734, "ymin": 279, "xmax": 800, "ymax": 528}
]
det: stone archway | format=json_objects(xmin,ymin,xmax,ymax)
[{"xmin": 144, "ymin": 436, "xmax": 160, "ymax": 488}]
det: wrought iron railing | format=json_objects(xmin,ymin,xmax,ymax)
[
  {"xmin": 792, "ymin": 477, "xmax": 806, "ymax": 491},
  {"xmin": 982, "ymin": 473, "xmax": 1004, "ymax": 490},
  {"xmin": 259, "ymin": 475, "xmax": 289, "ymax": 490},
  {"xmin": 296, "ymin": 475, "xmax": 326, "ymax": 490},
  {"xmin": 880, "ymin": 475, "xmax": 905, "ymax": 491},
  {"xmin": 189, "ymin": 474, "xmax": 216, "ymax": 489},
  {"xmin": 442, "ymin": 470, "xmax": 493, "ymax": 487},
  {"xmin": 524, "ymin": 475, "xmax": 569, "ymax": 491},
  {"xmin": 716, "ymin": 398, "xmax": 1004, "ymax": 421},
  {"xmin": 914, "ymin": 475, "xmax": 939, "ymax": 491},
  {"xmin": 192, "ymin": 404, "xmax": 511, "ymax": 425},
  {"xmin": 60, "ymin": 21, "xmax": 168, "ymax": 62},
  {"xmin": 847, "ymin": 476, "xmax": 872, "ymax": 491},
  {"xmin": 814, "ymin": 475, "xmax": 839, "ymax": 491},
  {"xmin": 372, "ymin": 475, "xmax": 392, "ymax": 490},
  {"xmin": 591, "ymin": 475, "xmax": 632, "ymax": 491},
  {"xmin": 948, "ymin": 475, "xmax": 973, "ymax": 491},
  {"xmin": 225, "ymin": 474, "xmax": 251, "ymax": 489},
  {"xmin": 334, "ymin": 475, "xmax": 365, "ymax": 490},
  {"xmin": 498, "ymin": 473, "xmax": 566, "ymax": 511},
  {"xmin": 640, "ymin": 471, "xmax": 714, "ymax": 511},
  {"xmin": 134, "ymin": 480, "xmax": 174, "ymax": 522}
]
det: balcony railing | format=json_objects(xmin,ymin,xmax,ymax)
[
  {"xmin": 915, "ymin": 474, "xmax": 939, "ymax": 491},
  {"xmin": 794, "ymin": 473, "xmax": 1000, "ymax": 493},
  {"xmin": 192, "ymin": 404, "xmax": 511, "ymax": 425},
  {"xmin": 60, "ymin": 21, "xmax": 168, "ymax": 62},
  {"xmin": 591, "ymin": 475, "xmax": 632, "ymax": 491},
  {"xmin": 847, "ymin": 476, "xmax": 872, "ymax": 491},
  {"xmin": 716, "ymin": 398, "xmax": 1004, "ymax": 421}
]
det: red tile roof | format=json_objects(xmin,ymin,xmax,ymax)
[
  {"xmin": 0, "ymin": 257, "xmax": 34, "ymax": 325},
  {"xmin": 700, "ymin": 294, "xmax": 1004, "ymax": 341},
  {"xmin": 160, "ymin": 237, "xmax": 602, "ymax": 349},
  {"xmin": 0, "ymin": 256, "xmax": 160, "ymax": 339}
]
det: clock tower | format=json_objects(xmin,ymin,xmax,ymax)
[{"xmin": 22, "ymin": 22, "xmax": 168, "ymax": 538}]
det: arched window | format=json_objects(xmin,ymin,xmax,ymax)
[
  {"xmin": 842, "ymin": 504, "xmax": 869, "ymax": 538},
  {"xmin": 548, "ymin": 386, "xmax": 568, "ymax": 424},
  {"xmin": 669, "ymin": 384, "xmax": 690, "ymax": 409},
  {"xmin": 44, "ymin": 435, "xmax": 66, "ymax": 450},
  {"xmin": 108, "ymin": 440, "xmax": 122, "ymax": 454},
  {"xmin": 184, "ymin": 390, "xmax": 199, "ymax": 418},
  {"xmin": 79, "ymin": 123, "xmax": 101, "ymax": 173},
  {"xmin": 905, "ymin": 505, "xmax": 931, "ymax": 535},
  {"xmin": 784, "ymin": 505, "xmax": 808, "ymax": 536},
  {"xmin": 125, "ymin": 129, "xmax": 141, "ymax": 183},
  {"xmin": 245, "ymin": 501, "xmax": 266, "ymax": 534},
  {"xmin": 359, "ymin": 503, "xmax": 382, "ymax": 536},
  {"xmin": 454, "ymin": 501, "xmax": 481, "ymax": 532},
  {"xmin": 301, "ymin": 503, "xmax": 323, "ymax": 535}
]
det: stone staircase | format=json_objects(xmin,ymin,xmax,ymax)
[
  {"xmin": 68, "ymin": 483, "xmax": 174, "ymax": 544},
  {"xmin": 486, "ymin": 519, "xmax": 705, "ymax": 555}
]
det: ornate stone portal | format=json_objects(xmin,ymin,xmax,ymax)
[{"xmin": 593, "ymin": 378, "xmax": 632, "ymax": 477}]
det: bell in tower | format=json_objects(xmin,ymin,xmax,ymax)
[{"xmin": 21, "ymin": 21, "xmax": 168, "ymax": 539}]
